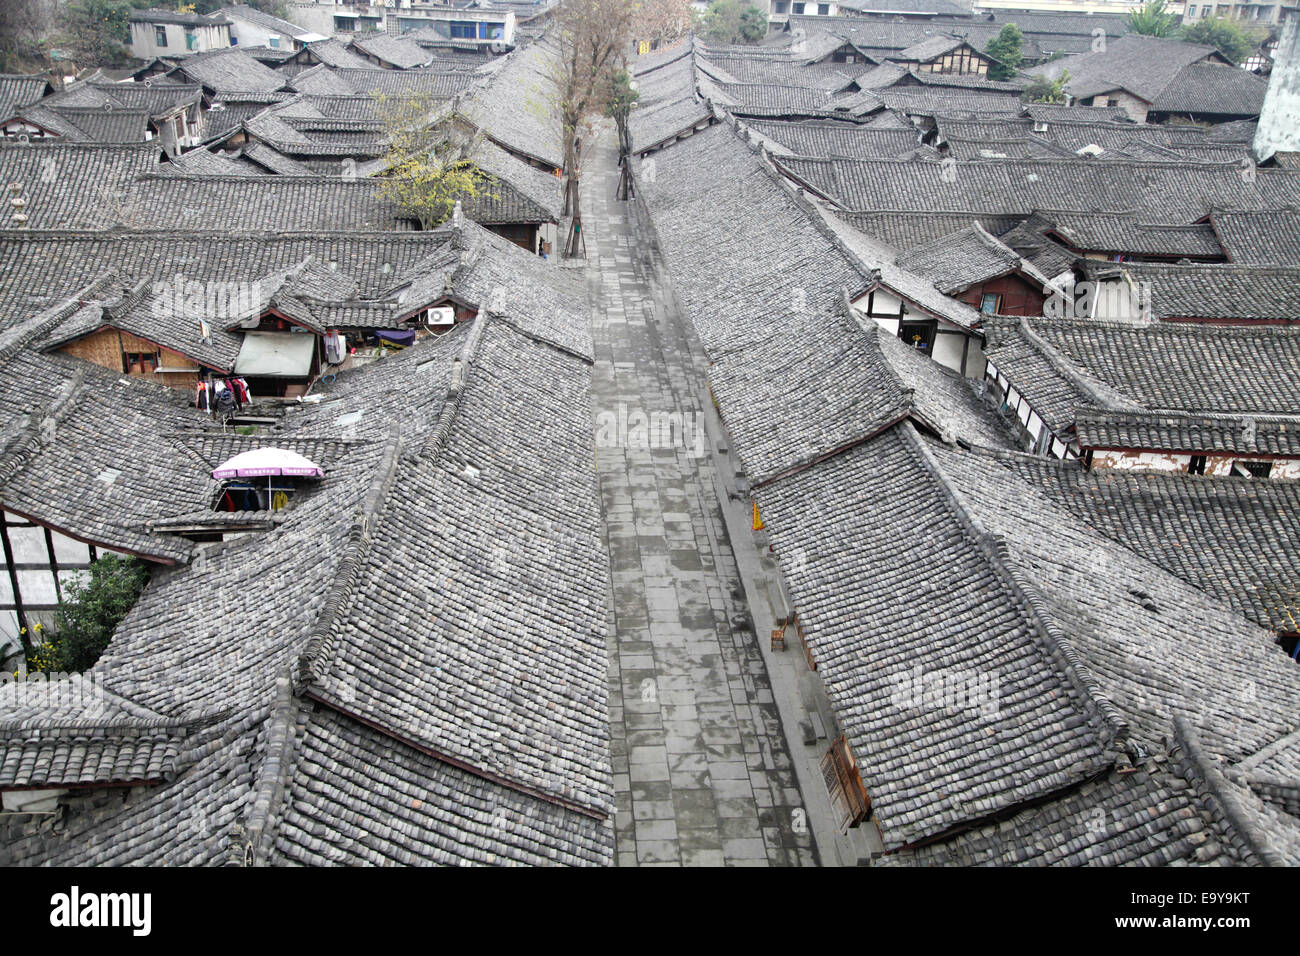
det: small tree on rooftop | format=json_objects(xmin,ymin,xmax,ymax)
[
  {"xmin": 1126, "ymin": 0, "xmax": 1181, "ymax": 38},
  {"xmin": 1180, "ymin": 16, "xmax": 1264, "ymax": 64},
  {"xmin": 373, "ymin": 92, "xmax": 494, "ymax": 230},
  {"xmin": 984, "ymin": 24, "xmax": 1023, "ymax": 81},
  {"xmin": 1022, "ymin": 69, "xmax": 1070, "ymax": 104}
]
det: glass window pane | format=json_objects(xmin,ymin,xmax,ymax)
[
  {"xmin": 7, "ymin": 526, "xmax": 47, "ymax": 563},
  {"xmin": 50, "ymin": 532, "xmax": 91, "ymax": 566},
  {"xmin": 16, "ymin": 570, "xmax": 57, "ymax": 606}
]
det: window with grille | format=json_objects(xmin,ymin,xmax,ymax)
[{"xmin": 820, "ymin": 735, "xmax": 869, "ymax": 831}]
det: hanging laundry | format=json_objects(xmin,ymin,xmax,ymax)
[
  {"xmin": 214, "ymin": 379, "xmax": 237, "ymax": 417},
  {"xmin": 194, "ymin": 381, "xmax": 210, "ymax": 412}
]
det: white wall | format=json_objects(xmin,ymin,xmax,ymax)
[
  {"xmin": 130, "ymin": 21, "xmax": 231, "ymax": 59},
  {"xmin": 1255, "ymin": 15, "xmax": 1300, "ymax": 162}
]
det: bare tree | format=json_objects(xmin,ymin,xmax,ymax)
[
  {"xmin": 632, "ymin": 0, "xmax": 693, "ymax": 49},
  {"xmin": 550, "ymin": 0, "xmax": 635, "ymax": 257}
]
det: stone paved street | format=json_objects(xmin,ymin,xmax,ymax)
[{"xmin": 581, "ymin": 132, "xmax": 817, "ymax": 867}]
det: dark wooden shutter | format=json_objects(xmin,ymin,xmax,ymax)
[{"xmin": 820, "ymin": 735, "xmax": 869, "ymax": 831}]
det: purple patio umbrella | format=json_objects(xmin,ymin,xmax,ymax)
[
  {"xmin": 212, "ymin": 449, "xmax": 325, "ymax": 511},
  {"xmin": 211, "ymin": 447, "xmax": 325, "ymax": 480}
]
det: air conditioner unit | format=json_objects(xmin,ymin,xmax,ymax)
[{"xmin": 426, "ymin": 306, "xmax": 456, "ymax": 327}]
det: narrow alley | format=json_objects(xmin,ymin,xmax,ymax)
[{"xmin": 581, "ymin": 131, "xmax": 818, "ymax": 867}]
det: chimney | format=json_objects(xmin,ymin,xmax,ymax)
[{"xmin": 1254, "ymin": 13, "xmax": 1300, "ymax": 164}]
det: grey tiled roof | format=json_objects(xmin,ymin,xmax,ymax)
[
  {"xmin": 287, "ymin": 63, "xmax": 364, "ymax": 96},
  {"xmin": 299, "ymin": 38, "xmax": 373, "ymax": 71},
  {"xmin": 0, "ymin": 232, "xmax": 466, "ymax": 328},
  {"xmin": 50, "ymin": 78, "xmax": 202, "ymax": 115},
  {"xmin": 40, "ymin": 276, "xmax": 243, "ymax": 369},
  {"xmin": 876, "ymin": 87, "xmax": 1024, "ymax": 117},
  {"xmin": 8, "ymin": 104, "xmax": 153, "ymax": 144},
  {"xmin": 755, "ymin": 425, "xmax": 1120, "ymax": 848},
  {"xmin": 0, "ymin": 352, "xmax": 207, "ymax": 563},
  {"xmin": 299, "ymin": 319, "xmax": 611, "ymax": 816},
  {"xmin": 756, "ymin": 421, "xmax": 1300, "ymax": 850},
  {"xmin": 896, "ymin": 222, "xmax": 1054, "ymax": 294},
  {"xmin": 1040, "ymin": 211, "xmax": 1224, "ymax": 259},
  {"xmin": 202, "ymin": 92, "xmax": 294, "ymax": 138},
  {"xmin": 0, "ymin": 719, "xmax": 186, "ymax": 790},
  {"xmin": 1, "ymin": 709, "xmax": 269, "ymax": 866},
  {"xmin": 1209, "ymin": 208, "xmax": 1300, "ymax": 266},
  {"xmin": 880, "ymin": 736, "xmax": 1263, "ymax": 866},
  {"xmin": 462, "ymin": 38, "xmax": 563, "ymax": 167},
  {"xmin": 981, "ymin": 445, "xmax": 1300, "ymax": 634},
  {"xmin": 773, "ymin": 154, "xmax": 1300, "ymax": 222},
  {"xmin": 709, "ymin": 264, "xmax": 1010, "ymax": 482},
  {"xmin": 1077, "ymin": 260, "xmax": 1300, "ymax": 322},
  {"xmin": 628, "ymin": 44, "xmax": 711, "ymax": 152},
  {"xmin": 921, "ymin": 436, "xmax": 1300, "ymax": 758},
  {"xmin": 1, "ymin": 227, "xmax": 608, "ymax": 865},
  {"xmin": 0, "ymin": 142, "xmax": 163, "ymax": 230},
  {"xmin": 984, "ymin": 316, "xmax": 1300, "ymax": 436},
  {"xmin": 697, "ymin": 52, "xmax": 863, "ymax": 91},
  {"xmin": 105, "ymin": 170, "xmax": 553, "ymax": 232},
  {"xmin": 831, "ymin": 210, "xmax": 1022, "ymax": 251},
  {"xmin": 894, "ymin": 34, "xmax": 972, "ymax": 62},
  {"xmin": 170, "ymin": 48, "xmax": 289, "ymax": 93},
  {"xmin": 215, "ymin": 4, "xmax": 318, "ymax": 40},
  {"xmin": 326, "ymin": 67, "xmax": 479, "ymax": 98},
  {"xmin": 1150, "ymin": 61, "xmax": 1267, "ymax": 117},
  {"xmin": 706, "ymin": 79, "xmax": 881, "ymax": 116},
  {"xmin": 741, "ymin": 118, "xmax": 927, "ymax": 159},
  {"xmin": 268, "ymin": 705, "xmax": 611, "ymax": 865},
  {"xmin": 1074, "ymin": 408, "xmax": 1300, "ymax": 459},
  {"xmin": 0, "ymin": 74, "xmax": 53, "ymax": 117},
  {"xmin": 635, "ymin": 122, "xmax": 867, "ymax": 358},
  {"xmin": 1027, "ymin": 34, "xmax": 1221, "ymax": 104},
  {"xmin": 352, "ymin": 34, "xmax": 436, "ymax": 70}
]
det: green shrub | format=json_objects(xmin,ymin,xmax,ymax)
[{"xmin": 31, "ymin": 554, "xmax": 149, "ymax": 673}]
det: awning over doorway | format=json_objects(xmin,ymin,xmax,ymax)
[{"xmin": 234, "ymin": 331, "xmax": 316, "ymax": 378}]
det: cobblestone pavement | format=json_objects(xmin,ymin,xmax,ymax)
[{"xmin": 581, "ymin": 133, "xmax": 818, "ymax": 867}]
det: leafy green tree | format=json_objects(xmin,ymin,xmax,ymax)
[
  {"xmin": 1180, "ymin": 17, "xmax": 1263, "ymax": 64},
  {"xmin": 984, "ymin": 24, "xmax": 1023, "ymax": 80},
  {"xmin": 1022, "ymin": 70, "xmax": 1070, "ymax": 104},
  {"xmin": 1126, "ymin": 0, "xmax": 1181, "ymax": 37},
  {"xmin": 699, "ymin": 0, "xmax": 767, "ymax": 45},
  {"xmin": 59, "ymin": 0, "xmax": 133, "ymax": 67},
  {"xmin": 34, "ymin": 555, "xmax": 150, "ymax": 673},
  {"xmin": 605, "ymin": 68, "xmax": 640, "ymax": 157},
  {"xmin": 374, "ymin": 93, "xmax": 496, "ymax": 230}
]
